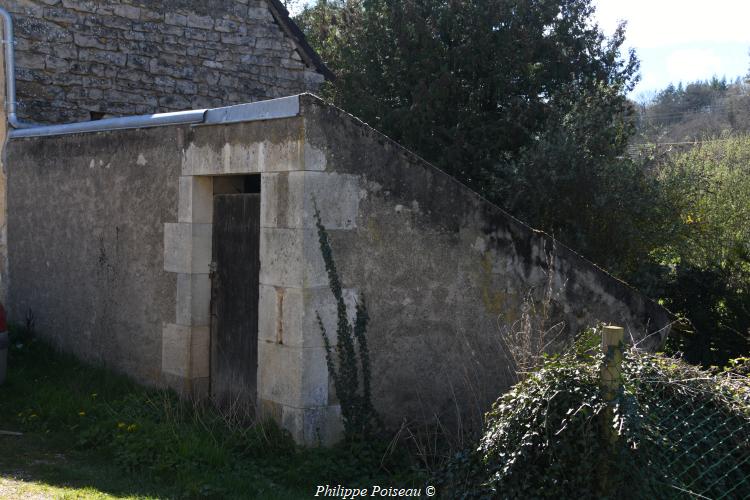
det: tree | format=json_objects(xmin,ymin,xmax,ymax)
[
  {"xmin": 303, "ymin": 1, "xmax": 636, "ymax": 182},
  {"xmin": 653, "ymin": 136, "xmax": 750, "ymax": 366},
  {"xmin": 298, "ymin": 1, "xmax": 678, "ymax": 273},
  {"xmin": 637, "ymin": 74, "xmax": 750, "ymax": 143},
  {"xmin": 296, "ymin": 0, "xmax": 750, "ymax": 366}
]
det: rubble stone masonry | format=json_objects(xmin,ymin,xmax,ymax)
[{"xmin": 4, "ymin": 0, "xmax": 325, "ymax": 123}]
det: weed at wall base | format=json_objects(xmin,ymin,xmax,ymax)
[{"xmin": 1, "ymin": 331, "xmax": 429, "ymax": 497}]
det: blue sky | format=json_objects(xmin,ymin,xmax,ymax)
[
  {"xmin": 593, "ymin": 0, "xmax": 750, "ymax": 100},
  {"xmin": 288, "ymin": 0, "xmax": 750, "ymax": 100}
]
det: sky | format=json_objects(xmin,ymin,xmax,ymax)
[
  {"xmin": 593, "ymin": 0, "xmax": 750, "ymax": 100},
  {"xmin": 288, "ymin": 0, "xmax": 750, "ymax": 100}
]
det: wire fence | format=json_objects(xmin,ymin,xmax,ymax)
[
  {"xmin": 628, "ymin": 380, "xmax": 750, "ymax": 498},
  {"xmin": 607, "ymin": 330, "xmax": 750, "ymax": 500}
]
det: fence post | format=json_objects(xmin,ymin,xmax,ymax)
[
  {"xmin": 599, "ymin": 325, "xmax": 624, "ymax": 495},
  {"xmin": 600, "ymin": 325, "xmax": 624, "ymax": 410}
]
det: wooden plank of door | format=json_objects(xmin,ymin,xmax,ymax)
[{"xmin": 210, "ymin": 193, "xmax": 260, "ymax": 415}]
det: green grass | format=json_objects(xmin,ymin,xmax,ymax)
[
  {"xmin": 0, "ymin": 327, "xmax": 425, "ymax": 499},
  {"xmin": 0, "ymin": 432, "xmax": 164, "ymax": 499}
]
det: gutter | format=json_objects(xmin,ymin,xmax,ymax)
[
  {"xmin": 8, "ymin": 109, "xmax": 208, "ymax": 138},
  {"xmin": 9, "ymin": 96, "xmax": 302, "ymax": 139}
]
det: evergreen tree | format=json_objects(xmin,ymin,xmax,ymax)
[{"xmin": 297, "ymin": 0, "xmax": 668, "ymax": 273}]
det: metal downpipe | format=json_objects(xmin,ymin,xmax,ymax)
[
  {"xmin": 0, "ymin": 7, "xmax": 208, "ymax": 138},
  {"xmin": 0, "ymin": 6, "xmax": 35, "ymax": 129}
]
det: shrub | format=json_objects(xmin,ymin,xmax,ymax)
[
  {"xmin": 640, "ymin": 134, "xmax": 750, "ymax": 366},
  {"xmin": 437, "ymin": 329, "xmax": 750, "ymax": 499}
]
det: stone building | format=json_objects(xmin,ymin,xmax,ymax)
[
  {"xmin": 3, "ymin": 0, "xmax": 328, "ymax": 123},
  {"xmin": 0, "ymin": 2, "xmax": 671, "ymax": 444}
]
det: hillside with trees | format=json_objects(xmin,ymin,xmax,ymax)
[{"xmin": 636, "ymin": 76, "xmax": 750, "ymax": 145}]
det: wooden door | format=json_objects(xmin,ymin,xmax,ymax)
[{"xmin": 210, "ymin": 194, "xmax": 260, "ymax": 413}]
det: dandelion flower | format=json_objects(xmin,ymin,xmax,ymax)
[{"xmin": 78, "ymin": 411, "xmax": 86, "ymax": 417}]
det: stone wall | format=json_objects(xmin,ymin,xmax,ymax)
[
  {"xmin": 6, "ymin": 125, "xmax": 184, "ymax": 384},
  {"xmin": 4, "ymin": 95, "xmax": 672, "ymax": 444},
  {"xmin": 171, "ymin": 95, "xmax": 671, "ymax": 441},
  {"xmin": 4, "ymin": 0, "xmax": 326, "ymax": 123}
]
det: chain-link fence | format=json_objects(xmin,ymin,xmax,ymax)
[
  {"xmin": 623, "ymin": 377, "xmax": 750, "ymax": 498},
  {"xmin": 612, "ymin": 332, "xmax": 750, "ymax": 500},
  {"xmin": 437, "ymin": 327, "xmax": 750, "ymax": 499}
]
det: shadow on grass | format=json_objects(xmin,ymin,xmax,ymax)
[
  {"xmin": 0, "ymin": 432, "xmax": 173, "ymax": 499},
  {"xmin": 0, "ymin": 334, "xmax": 307, "ymax": 499},
  {"xmin": 0, "ymin": 331, "xmax": 425, "ymax": 499}
]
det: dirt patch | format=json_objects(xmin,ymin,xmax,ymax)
[{"xmin": 0, "ymin": 476, "xmax": 55, "ymax": 500}]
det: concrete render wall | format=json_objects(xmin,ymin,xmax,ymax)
[
  {"xmin": 6, "ymin": 126, "xmax": 183, "ymax": 383},
  {"xmin": 3, "ymin": 0, "xmax": 325, "ymax": 124},
  {"xmin": 294, "ymin": 96, "xmax": 671, "ymax": 432},
  {"xmin": 4, "ymin": 95, "xmax": 671, "ymax": 444},
  {"xmin": 5, "ymin": 106, "xmax": 347, "ymax": 443}
]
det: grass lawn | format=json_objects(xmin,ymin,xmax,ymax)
[
  {"xmin": 0, "ymin": 328, "xmax": 425, "ymax": 499},
  {"xmin": 0, "ymin": 432, "xmax": 166, "ymax": 499}
]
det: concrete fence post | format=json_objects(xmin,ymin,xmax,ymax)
[
  {"xmin": 600, "ymin": 325, "xmax": 624, "ymax": 407},
  {"xmin": 599, "ymin": 325, "xmax": 624, "ymax": 494}
]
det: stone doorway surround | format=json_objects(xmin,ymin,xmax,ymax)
[{"xmin": 160, "ymin": 95, "xmax": 358, "ymax": 445}]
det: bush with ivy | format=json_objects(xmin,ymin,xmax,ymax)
[{"xmin": 436, "ymin": 330, "xmax": 750, "ymax": 499}]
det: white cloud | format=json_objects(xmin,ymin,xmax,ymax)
[
  {"xmin": 665, "ymin": 49, "xmax": 723, "ymax": 81},
  {"xmin": 593, "ymin": 0, "xmax": 750, "ymax": 49}
]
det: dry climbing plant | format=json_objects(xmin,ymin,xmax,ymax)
[
  {"xmin": 313, "ymin": 205, "xmax": 379, "ymax": 441},
  {"xmin": 497, "ymin": 241, "xmax": 567, "ymax": 381}
]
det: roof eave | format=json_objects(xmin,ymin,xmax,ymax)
[{"xmin": 266, "ymin": 0, "xmax": 336, "ymax": 81}]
